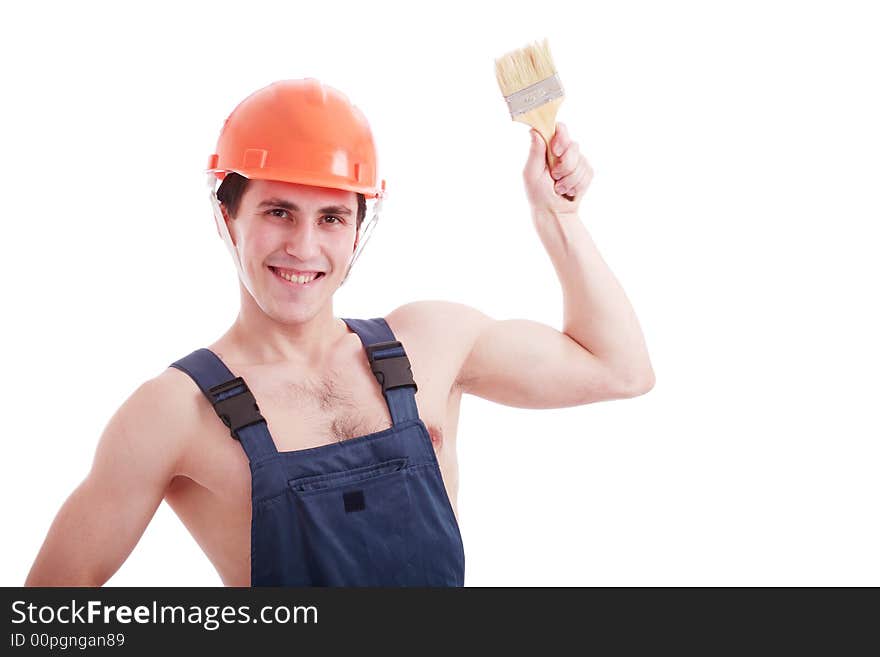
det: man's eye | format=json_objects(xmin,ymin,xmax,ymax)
[
  {"xmin": 268, "ymin": 209, "xmax": 289, "ymax": 218},
  {"xmin": 322, "ymin": 215, "xmax": 344, "ymax": 224}
]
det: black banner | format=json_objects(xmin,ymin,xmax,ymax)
[{"xmin": 2, "ymin": 587, "xmax": 874, "ymax": 653}]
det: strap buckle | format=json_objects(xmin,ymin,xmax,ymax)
[
  {"xmin": 365, "ymin": 340, "xmax": 418, "ymax": 394},
  {"xmin": 208, "ymin": 377, "xmax": 265, "ymax": 440}
]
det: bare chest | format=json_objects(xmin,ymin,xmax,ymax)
[
  {"xmin": 248, "ymin": 367, "xmax": 399, "ymax": 450},
  {"xmin": 181, "ymin": 360, "xmax": 448, "ymax": 481}
]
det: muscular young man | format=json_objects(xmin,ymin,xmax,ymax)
[{"xmin": 26, "ymin": 79, "xmax": 654, "ymax": 586}]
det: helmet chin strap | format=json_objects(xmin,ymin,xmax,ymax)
[
  {"xmin": 340, "ymin": 192, "xmax": 382, "ymax": 286},
  {"xmin": 208, "ymin": 176, "xmax": 255, "ymax": 296}
]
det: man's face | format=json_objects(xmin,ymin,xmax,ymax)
[{"xmin": 225, "ymin": 179, "xmax": 359, "ymax": 324}]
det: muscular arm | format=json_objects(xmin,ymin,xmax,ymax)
[
  {"xmin": 449, "ymin": 208, "xmax": 654, "ymax": 405},
  {"xmin": 387, "ymin": 208, "xmax": 653, "ymax": 407},
  {"xmin": 396, "ymin": 124, "xmax": 654, "ymax": 408},
  {"xmin": 391, "ymin": 300, "xmax": 648, "ymax": 409},
  {"xmin": 25, "ymin": 371, "xmax": 187, "ymax": 586}
]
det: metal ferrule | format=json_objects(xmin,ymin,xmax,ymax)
[{"xmin": 504, "ymin": 73, "xmax": 565, "ymax": 117}]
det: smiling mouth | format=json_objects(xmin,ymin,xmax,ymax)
[{"xmin": 268, "ymin": 266, "xmax": 326, "ymax": 286}]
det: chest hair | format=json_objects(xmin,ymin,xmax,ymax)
[{"xmin": 259, "ymin": 371, "xmax": 391, "ymax": 443}]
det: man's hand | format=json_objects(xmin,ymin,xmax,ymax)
[{"xmin": 523, "ymin": 122, "xmax": 594, "ymax": 217}]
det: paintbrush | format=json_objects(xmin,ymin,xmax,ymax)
[{"xmin": 494, "ymin": 38, "xmax": 574, "ymax": 201}]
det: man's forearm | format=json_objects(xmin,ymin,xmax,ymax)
[{"xmin": 533, "ymin": 209, "xmax": 653, "ymax": 387}]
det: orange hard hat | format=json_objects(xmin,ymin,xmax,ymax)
[{"xmin": 207, "ymin": 78, "xmax": 386, "ymax": 199}]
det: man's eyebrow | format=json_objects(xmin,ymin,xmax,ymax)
[{"xmin": 257, "ymin": 198, "xmax": 352, "ymax": 216}]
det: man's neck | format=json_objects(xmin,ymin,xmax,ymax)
[{"xmin": 224, "ymin": 287, "xmax": 350, "ymax": 367}]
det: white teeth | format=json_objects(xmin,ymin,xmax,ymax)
[{"xmin": 274, "ymin": 268, "xmax": 318, "ymax": 284}]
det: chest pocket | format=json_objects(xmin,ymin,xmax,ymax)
[
  {"xmin": 286, "ymin": 457, "xmax": 419, "ymax": 585},
  {"xmin": 288, "ymin": 457, "xmax": 408, "ymax": 494}
]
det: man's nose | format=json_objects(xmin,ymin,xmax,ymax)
[{"xmin": 285, "ymin": 220, "xmax": 321, "ymax": 260}]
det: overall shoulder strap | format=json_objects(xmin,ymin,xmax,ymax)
[
  {"xmin": 169, "ymin": 348, "xmax": 279, "ymax": 463},
  {"xmin": 341, "ymin": 318, "xmax": 420, "ymax": 424}
]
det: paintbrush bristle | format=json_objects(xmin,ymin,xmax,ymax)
[{"xmin": 494, "ymin": 38, "xmax": 557, "ymax": 96}]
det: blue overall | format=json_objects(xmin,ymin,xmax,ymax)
[{"xmin": 169, "ymin": 317, "xmax": 465, "ymax": 586}]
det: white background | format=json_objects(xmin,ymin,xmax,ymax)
[{"xmin": 2, "ymin": 0, "xmax": 878, "ymax": 586}]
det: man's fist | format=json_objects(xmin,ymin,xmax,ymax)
[{"xmin": 523, "ymin": 121, "xmax": 593, "ymax": 217}]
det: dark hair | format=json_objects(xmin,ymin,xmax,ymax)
[{"xmin": 216, "ymin": 172, "xmax": 366, "ymax": 230}]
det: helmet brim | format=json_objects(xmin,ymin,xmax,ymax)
[{"xmin": 208, "ymin": 167, "xmax": 385, "ymax": 199}]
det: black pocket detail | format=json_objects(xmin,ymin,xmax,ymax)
[
  {"xmin": 288, "ymin": 457, "xmax": 409, "ymax": 494},
  {"xmin": 343, "ymin": 490, "xmax": 366, "ymax": 512}
]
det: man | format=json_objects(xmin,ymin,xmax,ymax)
[{"xmin": 25, "ymin": 78, "xmax": 654, "ymax": 586}]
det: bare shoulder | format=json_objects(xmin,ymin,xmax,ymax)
[
  {"xmin": 385, "ymin": 300, "xmax": 494, "ymax": 388},
  {"xmin": 385, "ymin": 299, "xmax": 489, "ymax": 328},
  {"xmin": 128, "ymin": 366, "xmax": 203, "ymax": 428},
  {"xmin": 96, "ymin": 367, "xmax": 203, "ymax": 480}
]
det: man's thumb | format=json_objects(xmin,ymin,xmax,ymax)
[{"xmin": 531, "ymin": 129, "xmax": 546, "ymax": 151}]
